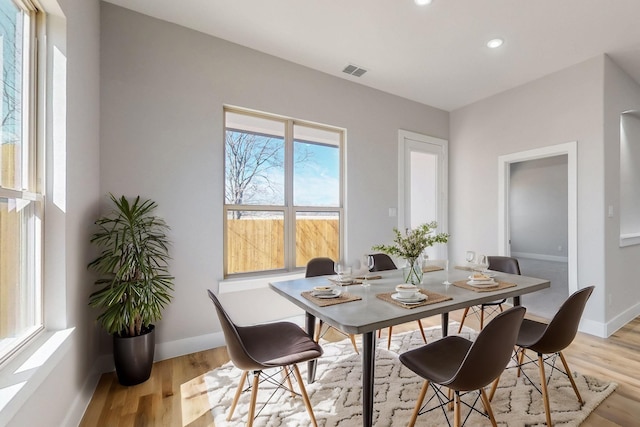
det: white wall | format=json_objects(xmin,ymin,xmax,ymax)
[
  {"xmin": 6, "ymin": 0, "xmax": 102, "ymax": 425},
  {"xmin": 603, "ymin": 56, "xmax": 640, "ymax": 330},
  {"xmin": 450, "ymin": 56, "xmax": 607, "ymax": 333},
  {"xmin": 99, "ymin": 4, "xmax": 448, "ymax": 356}
]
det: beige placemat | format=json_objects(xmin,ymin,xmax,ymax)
[
  {"xmin": 301, "ymin": 291, "xmax": 363, "ymax": 307},
  {"xmin": 376, "ymin": 289, "xmax": 452, "ymax": 309},
  {"xmin": 422, "ymin": 265, "xmax": 444, "ymax": 272},
  {"xmin": 452, "ymin": 280, "xmax": 517, "ymax": 293}
]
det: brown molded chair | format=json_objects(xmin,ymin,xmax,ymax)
[
  {"xmin": 370, "ymin": 254, "xmax": 428, "ymax": 349},
  {"xmin": 457, "ymin": 256, "xmax": 521, "ymax": 333},
  {"xmin": 368, "ymin": 253, "xmax": 398, "ymax": 272},
  {"xmin": 306, "ymin": 257, "xmax": 359, "ymax": 353},
  {"xmin": 207, "ymin": 290, "xmax": 323, "ymax": 427},
  {"xmin": 494, "ymin": 286, "xmax": 595, "ymax": 427},
  {"xmin": 400, "ymin": 306, "xmax": 526, "ymax": 427}
]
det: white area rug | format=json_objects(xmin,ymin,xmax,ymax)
[{"xmin": 205, "ymin": 326, "xmax": 616, "ymax": 426}]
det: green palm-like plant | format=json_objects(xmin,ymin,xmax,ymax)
[{"xmin": 88, "ymin": 194, "xmax": 174, "ymax": 337}]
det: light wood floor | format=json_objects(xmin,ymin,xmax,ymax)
[{"xmin": 79, "ymin": 310, "xmax": 640, "ymax": 427}]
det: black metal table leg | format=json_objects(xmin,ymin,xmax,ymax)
[
  {"xmin": 362, "ymin": 331, "xmax": 376, "ymax": 427},
  {"xmin": 305, "ymin": 312, "xmax": 317, "ymax": 383},
  {"xmin": 441, "ymin": 312, "xmax": 449, "ymax": 337}
]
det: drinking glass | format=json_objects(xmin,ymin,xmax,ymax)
[
  {"xmin": 442, "ymin": 259, "xmax": 452, "ymax": 286},
  {"xmin": 361, "ymin": 255, "xmax": 375, "ymax": 287}
]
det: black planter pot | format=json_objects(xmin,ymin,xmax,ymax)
[{"xmin": 113, "ymin": 324, "xmax": 155, "ymax": 386}]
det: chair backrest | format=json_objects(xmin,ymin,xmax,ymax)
[
  {"xmin": 305, "ymin": 257, "xmax": 335, "ymax": 278},
  {"xmin": 369, "ymin": 253, "xmax": 397, "ymax": 272},
  {"xmin": 488, "ymin": 256, "xmax": 521, "ymax": 275},
  {"xmin": 448, "ymin": 306, "xmax": 526, "ymax": 391},
  {"xmin": 207, "ymin": 289, "xmax": 261, "ymax": 371},
  {"xmin": 528, "ymin": 286, "xmax": 595, "ymax": 354}
]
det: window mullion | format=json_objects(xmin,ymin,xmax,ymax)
[{"xmin": 284, "ymin": 120, "xmax": 295, "ymax": 270}]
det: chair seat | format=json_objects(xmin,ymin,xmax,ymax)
[
  {"xmin": 238, "ymin": 322, "xmax": 323, "ymax": 369},
  {"xmin": 515, "ymin": 318, "xmax": 547, "ymax": 349},
  {"xmin": 400, "ymin": 336, "xmax": 472, "ymax": 387}
]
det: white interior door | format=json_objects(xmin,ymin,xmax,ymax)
[{"xmin": 398, "ymin": 130, "xmax": 448, "ymax": 260}]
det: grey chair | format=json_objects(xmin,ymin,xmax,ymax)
[
  {"xmin": 400, "ymin": 306, "xmax": 526, "ymax": 427},
  {"xmin": 457, "ymin": 256, "xmax": 521, "ymax": 333},
  {"xmin": 496, "ymin": 286, "xmax": 595, "ymax": 427},
  {"xmin": 306, "ymin": 257, "xmax": 359, "ymax": 353},
  {"xmin": 207, "ymin": 290, "xmax": 323, "ymax": 427},
  {"xmin": 369, "ymin": 253, "xmax": 428, "ymax": 349}
]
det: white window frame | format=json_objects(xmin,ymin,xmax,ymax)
[
  {"xmin": 223, "ymin": 107, "xmax": 345, "ymax": 278},
  {"xmin": 0, "ymin": 0, "xmax": 44, "ymax": 365}
]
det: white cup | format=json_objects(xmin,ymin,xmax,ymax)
[{"xmin": 396, "ymin": 284, "xmax": 419, "ymax": 298}]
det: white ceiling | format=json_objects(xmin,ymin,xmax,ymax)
[{"xmin": 102, "ymin": 0, "xmax": 640, "ymax": 111}]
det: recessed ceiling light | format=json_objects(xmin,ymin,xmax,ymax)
[
  {"xmin": 487, "ymin": 38, "xmax": 504, "ymax": 49},
  {"xmin": 415, "ymin": 0, "xmax": 433, "ymax": 5}
]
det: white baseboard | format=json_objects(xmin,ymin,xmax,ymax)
[
  {"xmin": 511, "ymin": 252, "xmax": 568, "ymax": 263},
  {"xmin": 604, "ymin": 301, "xmax": 640, "ymax": 337}
]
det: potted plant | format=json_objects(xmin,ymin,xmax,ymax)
[
  {"xmin": 372, "ymin": 221, "xmax": 449, "ymax": 285},
  {"xmin": 88, "ymin": 194, "xmax": 174, "ymax": 386}
]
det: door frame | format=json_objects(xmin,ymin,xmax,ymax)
[
  {"xmin": 398, "ymin": 130, "xmax": 448, "ymax": 259},
  {"xmin": 498, "ymin": 141, "xmax": 577, "ymax": 294}
]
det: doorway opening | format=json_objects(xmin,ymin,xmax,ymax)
[{"xmin": 498, "ymin": 142, "xmax": 577, "ymax": 318}]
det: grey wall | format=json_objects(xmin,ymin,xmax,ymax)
[
  {"xmin": 450, "ymin": 55, "xmax": 607, "ymax": 328},
  {"xmin": 603, "ymin": 56, "xmax": 640, "ymax": 325},
  {"xmin": 99, "ymin": 4, "xmax": 448, "ymax": 353},
  {"xmin": 510, "ymin": 155, "xmax": 568, "ymax": 259}
]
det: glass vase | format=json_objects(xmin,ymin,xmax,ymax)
[{"xmin": 403, "ymin": 257, "xmax": 423, "ymax": 285}]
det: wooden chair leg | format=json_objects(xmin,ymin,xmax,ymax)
[
  {"xmin": 408, "ymin": 380, "xmax": 429, "ymax": 427},
  {"xmin": 387, "ymin": 326, "xmax": 394, "ymax": 350},
  {"xmin": 454, "ymin": 391, "xmax": 461, "ymax": 427},
  {"xmin": 227, "ymin": 370, "xmax": 248, "ymax": 421},
  {"xmin": 283, "ymin": 367, "xmax": 295, "ymax": 397},
  {"xmin": 417, "ymin": 320, "xmax": 427, "ymax": 343},
  {"xmin": 537, "ymin": 354, "xmax": 553, "ymax": 427},
  {"xmin": 292, "ymin": 364, "xmax": 318, "ymax": 427},
  {"xmin": 488, "ymin": 375, "xmax": 500, "ymax": 401},
  {"xmin": 247, "ymin": 371, "xmax": 260, "ymax": 427},
  {"xmin": 480, "ymin": 306, "xmax": 486, "ymax": 330},
  {"xmin": 314, "ymin": 320, "xmax": 324, "ymax": 342},
  {"xmin": 457, "ymin": 307, "xmax": 470, "ymax": 333},
  {"xmin": 480, "ymin": 388, "xmax": 498, "ymax": 427},
  {"xmin": 348, "ymin": 334, "xmax": 359, "ymax": 354},
  {"xmin": 559, "ymin": 351, "xmax": 583, "ymax": 404},
  {"xmin": 448, "ymin": 388, "xmax": 454, "ymax": 411},
  {"xmin": 517, "ymin": 348, "xmax": 525, "ymax": 377}
]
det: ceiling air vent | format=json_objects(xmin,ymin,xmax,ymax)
[{"xmin": 342, "ymin": 64, "xmax": 367, "ymax": 77}]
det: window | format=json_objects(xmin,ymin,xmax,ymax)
[
  {"xmin": 224, "ymin": 108, "xmax": 343, "ymax": 276},
  {"xmin": 0, "ymin": 0, "xmax": 42, "ymax": 363}
]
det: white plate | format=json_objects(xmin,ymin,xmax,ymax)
[
  {"xmin": 329, "ymin": 277, "xmax": 354, "ymax": 285},
  {"xmin": 391, "ymin": 292, "xmax": 427, "ymax": 303},
  {"xmin": 466, "ymin": 280, "xmax": 498, "ymax": 287},
  {"xmin": 468, "ymin": 273, "xmax": 495, "ymax": 280},
  {"xmin": 312, "ymin": 289, "xmax": 343, "ymax": 298}
]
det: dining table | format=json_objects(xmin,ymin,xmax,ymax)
[{"xmin": 269, "ymin": 265, "xmax": 550, "ymax": 427}]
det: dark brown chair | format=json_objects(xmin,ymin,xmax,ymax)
[
  {"xmin": 306, "ymin": 257, "xmax": 359, "ymax": 353},
  {"xmin": 500, "ymin": 286, "xmax": 594, "ymax": 427},
  {"xmin": 369, "ymin": 253, "xmax": 397, "ymax": 272},
  {"xmin": 207, "ymin": 290, "xmax": 323, "ymax": 427},
  {"xmin": 457, "ymin": 256, "xmax": 521, "ymax": 333},
  {"xmin": 370, "ymin": 254, "xmax": 428, "ymax": 349},
  {"xmin": 400, "ymin": 306, "xmax": 526, "ymax": 427}
]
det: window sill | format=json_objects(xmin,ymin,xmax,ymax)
[
  {"xmin": 219, "ymin": 271, "xmax": 305, "ymax": 294},
  {"xmin": 620, "ymin": 232, "xmax": 640, "ymax": 247},
  {"xmin": 0, "ymin": 328, "xmax": 75, "ymax": 425}
]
